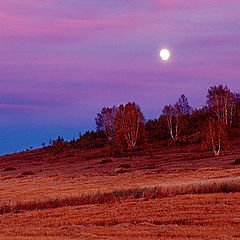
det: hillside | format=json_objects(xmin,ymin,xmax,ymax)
[{"xmin": 0, "ymin": 140, "xmax": 240, "ymax": 239}]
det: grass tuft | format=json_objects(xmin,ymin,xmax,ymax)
[{"xmin": 1, "ymin": 179, "xmax": 240, "ymax": 215}]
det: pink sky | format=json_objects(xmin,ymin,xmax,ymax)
[{"xmin": 0, "ymin": 0, "xmax": 240, "ymax": 154}]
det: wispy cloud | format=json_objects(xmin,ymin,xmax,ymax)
[{"xmin": 0, "ymin": 103, "xmax": 36, "ymax": 110}]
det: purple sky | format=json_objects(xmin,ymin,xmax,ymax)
[{"xmin": 0, "ymin": 0, "xmax": 240, "ymax": 154}]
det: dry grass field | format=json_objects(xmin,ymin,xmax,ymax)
[{"xmin": 1, "ymin": 139, "xmax": 240, "ymax": 239}]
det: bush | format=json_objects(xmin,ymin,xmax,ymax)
[{"xmin": 101, "ymin": 144, "xmax": 126, "ymax": 157}]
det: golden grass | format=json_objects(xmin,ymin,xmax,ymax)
[
  {"xmin": 1, "ymin": 168, "xmax": 240, "ymax": 204},
  {"xmin": 1, "ymin": 140, "xmax": 240, "ymax": 239},
  {"xmin": 0, "ymin": 193, "xmax": 240, "ymax": 239},
  {"xmin": 1, "ymin": 177, "xmax": 240, "ymax": 215}
]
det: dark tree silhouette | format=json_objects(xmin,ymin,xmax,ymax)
[{"xmin": 95, "ymin": 106, "xmax": 117, "ymax": 143}]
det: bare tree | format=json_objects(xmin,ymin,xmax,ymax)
[
  {"xmin": 95, "ymin": 106, "xmax": 117, "ymax": 143},
  {"xmin": 163, "ymin": 94, "xmax": 191, "ymax": 141},
  {"xmin": 177, "ymin": 94, "xmax": 192, "ymax": 115}
]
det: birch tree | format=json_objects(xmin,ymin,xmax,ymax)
[
  {"xmin": 207, "ymin": 85, "xmax": 236, "ymax": 126},
  {"xmin": 201, "ymin": 85, "xmax": 235, "ymax": 155},
  {"xmin": 162, "ymin": 94, "xmax": 191, "ymax": 141},
  {"xmin": 115, "ymin": 102, "xmax": 145, "ymax": 148},
  {"xmin": 95, "ymin": 106, "xmax": 117, "ymax": 143},
  {"xmin": 162, "ymin": 105, "xmax": 178, "ymax": 141},
  {"xmin": 202, "ymin": 117, "xmax": 228, "ymax": 156}
]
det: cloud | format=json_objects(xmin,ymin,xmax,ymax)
[
  {"xmin": 154, "ymin": 0, "xmax": 239, "ymax": 11},
  {"xmin": 0, "ymin": 1, "xmax": 171, "ymax": 43},
  {"xmin": 0, "ymin": 2, "xmax": 97, "ymax": 40},
  {"xmin": 0, "ymin": 103, "xmax": 40, "ymax": 118},
  {"xmin": 154, "ymin": 1, "xmax": 202, "ymax": 10},
  {"xmin": 0, "ymin": 103, "xmax": 36, "ymax": 110}
]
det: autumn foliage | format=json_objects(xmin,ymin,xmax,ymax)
[
  {"xmin": 201, "ymin": 118, "xmax": 229, "ymax": 156},
  {"xmin": 44, "ymin": 84, "xmax": 240, "ymax": 157},
  {"xmin": 96, "ymin": 102, "xmax": 145, "ymax": 150},
  {"xmin": 114, "ymin": 103, "xmax": 145, "ymax": 148}
]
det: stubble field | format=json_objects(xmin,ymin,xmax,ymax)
[{"xmin": 0, "ymin": 140, "xmax": 240, "ymax": 239}]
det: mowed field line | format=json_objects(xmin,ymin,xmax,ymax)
[
  {"xmin": 0, "ymin": 192, "xmax": 240, "ymax": 240},
  {"xmin": 1, "ymin": 169, "xmax": 240, "ymax": 206}
]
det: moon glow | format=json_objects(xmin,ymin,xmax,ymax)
[{"xmin": 160, "ymin": 49, "xmax": 170, "ymax": 61}]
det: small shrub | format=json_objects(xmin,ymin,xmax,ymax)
[
  {"xmin": 19, "ymin": 171, "xmax": 34, "ymax": 177},
  {"xmin": 118, "ymin": 164, "xmax": 131, "ymax": 168},
  {"xmin": 155, "ymin": 168, "xmax": 164, "ymax": 173},
  {"xmin": 233, "ymin": 159, "xmax": 240, "ymax": 165},
  {"xmin": 115, "ymin": 168, "xmax": 128, "ymax": 174},
  {"xmin": 100, "ymin": 159, "xmax": 113, "ymax": 164},
  {"xmin": 4, "ymin": 167, "xmax": 17, "ymax": 172},
  {"xmin": 109, "ymin": 144, "xmax": 126, "ymax": 156}
]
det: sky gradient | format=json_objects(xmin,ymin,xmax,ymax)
[{"xmin": 0, "ymin": 0, "xmax": 240, "ymax": 154}]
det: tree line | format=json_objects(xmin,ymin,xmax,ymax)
[
  {"xmin": 95, "ymin": 84, "xmax": 240, "ymax": 156},
  {"xmin": 46, "ymin": 84, "xmax": 240, "ymax": 156}
]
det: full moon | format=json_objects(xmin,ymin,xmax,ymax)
[{"xmin": 160, "ymin": 48, "xmax": 170, "ymax": 61}]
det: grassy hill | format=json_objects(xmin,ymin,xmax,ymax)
[{"xmin": 0, "ymin": 139, "xmax": 240, "ymax": 239}]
